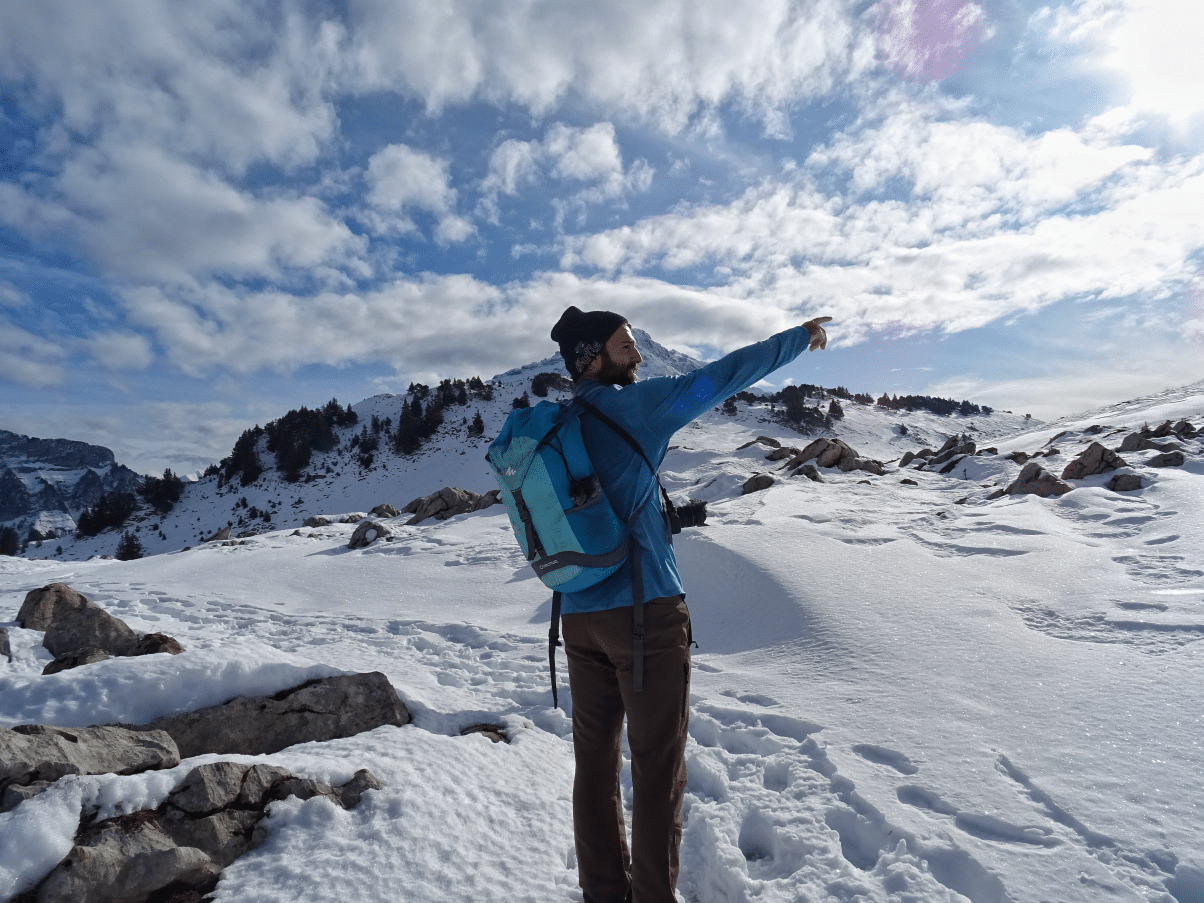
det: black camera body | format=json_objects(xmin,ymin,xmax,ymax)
[{"xmin": 666, "ymin": 497, "xmax": 707, "ymax": 534}]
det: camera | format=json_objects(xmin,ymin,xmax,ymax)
[{"xmin": 666, "ymin": 497, "xmax": 707, "ymax": 534}]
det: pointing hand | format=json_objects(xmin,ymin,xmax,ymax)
[{"xmin": 803, "ymin": 316, "xmax": 833, "ymax": 351}]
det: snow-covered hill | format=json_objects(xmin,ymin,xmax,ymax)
[
  {"xmin": 1, "ymin": 358, "xmax": 1202, "ymax": 901},
  {"xmin": 25, "ymin": 329, "xmax": 1029, "ymax": 562}
]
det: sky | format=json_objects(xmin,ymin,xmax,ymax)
[{"xmin": 2, "ymin": 0, "xmax": 1203, "ymax": 476}]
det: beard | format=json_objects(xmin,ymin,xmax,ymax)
[{"xmin": 595, "ymin": 349, "xmax": 640, "ymax": 386}]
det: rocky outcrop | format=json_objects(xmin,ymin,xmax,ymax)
[
  {"xmin": 0, "ymin": 626, "xmax": 10, "ymax": 663},
  {"xmin": 31, "ymin": 761, "xmax": 382, "ymax": 903},
  {"xmin": 0, "ymin": 725, "xmax": 180, "ymax": 813},
  {"xmin": 781, "ymin": 438, "xmax": 886, "ymax": 477},
  {"xmin": 403, "ymin": 487, "xmax": 501, "ymax": 525},
  {"xmin": 995, "ymin": 462, "xmax": 1073, "ymax": 498},
  {"xmin": 742, "ymin": 474, "xmax": 774, "ymax": 494},
  {"xmin": 202, "ymin": 526, "xmax": 231, "ymax": 542},
  {"xmin": 17, "ymin": 584, "xmax": 185, "ymax": 673},
  {"xmin": 1061, "ymin": 442, "xmax": 1127, "ymax": 480},
  {"xmin": 303, "ymin": 514, "xmax": 335, "ymax": 527},
  {"xmin": 136, "ymin": 672, "xmax": 412, "ymax": 759},
  {"xmin": 370, "ymin": 503, "xmax": 401, "ymax": 518},
  {"xmin": 348, "ymin": 520, "xmax": 391, "ymax": 549},
  {"xmin": 928, "ymin": 436, "xmax": 976, "ymax": 469}
]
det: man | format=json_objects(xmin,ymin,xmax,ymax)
[{"xmin": 549, "ymin": 306, "xmax": 832, "ymax": 903}]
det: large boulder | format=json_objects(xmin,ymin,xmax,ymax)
[
  {"xmin": 348, "ymin": 520, "xmax": 391, "ymax": 549},
  {"xmin": 929, "ymin": 439, "xmax": 976, "ymax": 468},
  {"xmin": 1061, "ymin": 442, "xmax": 1127, "ymax": 481},
  {"xmin": 0, "ymin": 626, "xmax": 10, "ymax": 663},
  {"xmin": 1003, "ymin": 462, "xmax": 1073, "ymax": 498},
  {"xmin": 0, "ymin": 724, "xmax": 180, "ymax": 812},
  {"xmin": 17, "ymin": 584, "xmax": 185, "ymax": 670},
  {"xmin": 1148, "ymin": 451, "xmax": 1186, "ymax": 468},
  {"xmin": 137, "ymin": 671, "xmax": 411, "ymax": 759},
  {"xmin": 370, "ymin": 503, "xmax": 401, "ymax": 518},
  {"xmin": 403, "ymin": 487, "xmax": 501, "ymax": 525}
]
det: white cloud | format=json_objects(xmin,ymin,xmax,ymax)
[
  {"xmin": 91, "ymin": 331, "xmax": 155, "ymax": 371},
  {"xmin": 873, "ymin": 0, "xmax": 990, "ymax": 82},
  {"xmin": 346, "ymin": 0, "xmax": 871, "ymax": 132},
  {"xmin": 479, "ymin": 123, "xmax": 652, "ymax": 224},
  {"xmin": 365, "ymin": 144, "xmax": 472, "ymax": 245},
  {"xmin": 1, "ymin": 143, "xmax": 368, "ymax": 285},
  {"xmin": 0, "ymin": 281, "xmax": 28, "ymax": 307},
  {"xmin": 561, "ymin": 98, "xmax": 1204, "ymax": 346},
  {"xmin": 0, "ymin": 316, "xmax": 67, "ymax": 388}
]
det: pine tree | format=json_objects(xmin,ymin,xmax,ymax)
[
  {"xmin": 469, "ymin": 410, "xmax": 485, "ymax": 437},
  {"xmin": 116, "ymin": 531, "xmax": 144, "ymax": 561}
]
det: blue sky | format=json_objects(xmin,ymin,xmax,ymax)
[{"xmin": 2, "ymin": 0, "xmax": 1202, "ymax": 475}]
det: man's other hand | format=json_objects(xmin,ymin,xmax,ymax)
[{"xmin": 803, "ymin": 316, "xmax": 833, "ymax": 351}]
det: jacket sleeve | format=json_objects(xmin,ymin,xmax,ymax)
[{"xmin": 634, "ymin": 325, "xmax": 814, "ymax": 437}]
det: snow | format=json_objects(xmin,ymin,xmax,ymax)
[{"xmin": 2, "ymin": 377, "xmax": 1203, "ymax": 902}]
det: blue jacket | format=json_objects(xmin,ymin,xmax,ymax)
[{"xmin": 562, "ymin": 324, "xmax": 815, "ymax": 614}]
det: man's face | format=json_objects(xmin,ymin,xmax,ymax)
[{"xmin": 593, "ymin": 324, "xmax": 642, "ymax": 386}]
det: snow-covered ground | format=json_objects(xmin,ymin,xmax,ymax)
[{"xmin": 2, "ymin": 379, "xmax": 1203, "ymax": 903}]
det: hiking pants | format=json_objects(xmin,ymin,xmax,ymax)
[{"xmin": 563, "ymin": 595, "xmax": 692, "ymax": 903}]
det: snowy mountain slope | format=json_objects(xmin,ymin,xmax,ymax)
[
  {"xmin": 27, "ymin": 329, "xmax": 1024, "ymax": 562},
  {"xmin": 1, "ymin": 375, "xmax": 1202, "ymax": 902}
]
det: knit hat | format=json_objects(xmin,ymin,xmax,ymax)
[{"xmin": 550, "ymin": 306, "xmax": 628, "ymax": 380}]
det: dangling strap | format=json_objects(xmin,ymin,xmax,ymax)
[
  {"xmin": 629, "ymin": 543, "xmax": 646, "ymax": 693},
  {"xmin": 549, "ymin": 591, "xmax": 563, "ymax": 709}
]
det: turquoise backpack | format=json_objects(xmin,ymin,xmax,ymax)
[{"xmin": 487, "ymin": 399, "xmax": 630, "ymax": 593}]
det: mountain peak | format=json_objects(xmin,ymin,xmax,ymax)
[{"xmin": 492, "ymin": 327, "xmax": 702, "ymax": 383}]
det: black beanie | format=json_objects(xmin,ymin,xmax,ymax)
[{"xmin": 550, "ymin": 306, "xmax": 628, "ymax": 380}]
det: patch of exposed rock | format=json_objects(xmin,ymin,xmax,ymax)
[
  {"xmin": 134, "ymin": 671, "xmax": 411, "ymax": 759},
  {"xmin": 0, "ymin": 725, "xmax": 180, "ymax": 814},
  {"xmin": 31, "ymin": 761, "xmax": 382, "ymax": 903},
  {"xmin": 1148, "ymin": 451, "xmax": 1186, "ymax": 468},
  {"xmin": 370, "ymin": 503, "xmax": 401, "ymax": 518},
  {"xmin": 736, "ymin": 436, "xmax": 782, "ymax": 451},
  {"xmin": 1106, "ymin": 473, "xmax": 1144, "ymax": 492},
  {"xmin": 0, "ymin": 626, "xmax": 10, "ymax": 663},
  {"xmin": 403, "ymin": 486, "xmax": 501, "ymax": 525},
  {"xmin": 17, "ymin": 584, "xmax": 185, "ymax": 675},
  {"xmin": 742, "ymin": 474, "xmax": 775, "ymax": 494},
  {"xmin": 1060, "ymin": 442, "xmax": 1127, "ymax": 480}
]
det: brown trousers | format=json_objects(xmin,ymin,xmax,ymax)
[{"xmin": 563, "ymin": 596, "xmax": 691, "ymax": 903}]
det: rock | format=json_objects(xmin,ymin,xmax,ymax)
[
  {"xmin": 741, "ymin": 474, "xmax": 775, "ymax": 494},
  {"xmin": 31, "ymin": 762, "xmax": 383, "ymax": 902},
  {"xmin": 1005, "ymin": 451, "xmax": 1030, "ymax": 465},
  {"xmin": 913, "ymin": 447, "xmax": 935, "ymax": 460},
  {"xmin": 1106, "ymin": 474, "xmax": 1143, "ymax": 492},
  {"xmin": 736, "ymin": 436, "xmax": 781, "ymax": 450},
  {"xmin": 1, "ymin": 779, "xmax": 51, "ymax": 813},
  {"xmin": 303, "ymin": 515, "xmax": 335, "ymax": 527},
  {"xmin": 0, "ymin": 626, "xmax": 10, "ymax": 663},
  {"xmin": 1150, "ymin": 419, "xmax": 1175, "ymax": 438},
  {"xmin": 19, "ymin": 583, "xmax": 141, "ymax": 658},
  {"xmin": 937, "ymin": 456, "xmax": 967, "ymax": 475},
  {"xmin": 348, "ymin": 520, "xmax": 391, "ymax": 549},
  {"xmin": 899, "ymin": 451, "xmax": 917, "ymax": 467},
  {"xmin": 1005, "ymin": 462, "xmax": 1072, "ymax": 498},
  {"xmin": 202, "ymin": 526, "xmax": 231, "ymax": 542},
  {"xmin": 370, "ymin": 503, "xmax": 401, "ymax": 518},
  {"xmin": 1061, "ymin": 442, "xmax": 1127, "ymax": 480},
  {"xmin": 138, "ymin": 672, "xmax": 412, "ymax": 759},
  {"xmin": 17, "ymin": 582, "xmax": 87, "ymax": 630},
  {"xmin": 335, "ymin": 768, "xmax": 384, "ymax": 809},
  {"xmin": 42, "ymin": 648, "xmax": 112, "ymax": 675},
  {"xmin": 1174, "ymin": 419, "xmax": 1197, "ymax": 438},
  {"xmin": 796, "ymin": 464, "xmax": 823, "ymax": 483},
  {"xmin": 35, "ymin": 816, "xmax": 222, "ymax": 903},
  {"xmin": 403, "ymin": 487, "xmax": 499, "ymax": 525},
  {"xmin": 765, "ymin": 446, "xmax": 801, "ymax": 461},
  {"xmin": 930, "ymin": 440, "xmax": 976, "ymax": 467},
  {"xmin": 0, "ymin": 725, "xmax": 180, "ymax": 808},
  {"xmin": 134, "ymin": 633, "xmax": 186, "ymax": 656},
  {"xmin": 900, "ymin": 478, "xmax": 918, "ymax": 486},
  {"xmin": 1148, "ymin": 451, "xmax": 1186, "ymax": 468},
  {"xmin": 339, "ymin": 512, "xmax": 368, "ymax": 524},
  {"xmin": 461, "ymin": 723, "xmax": 509, "ymax": 743},
  {"xmin": 1119, "ymin": 433, "xmax": 1181, "ymax": 453}
]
